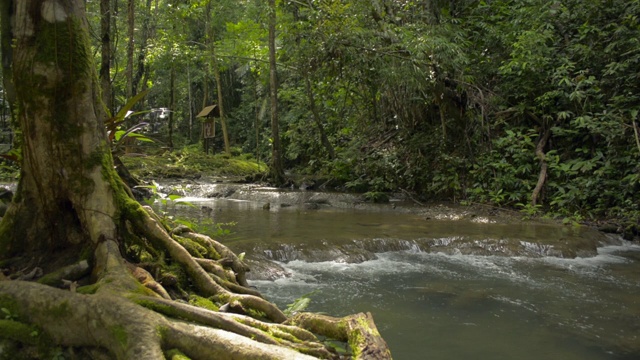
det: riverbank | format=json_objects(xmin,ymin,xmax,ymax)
[
  {"xmin": 118, "ymin": 149, "xmax": 638, "ymax": 244},
  {"xmin": 4, "ymin": 150, "xmax": 635, "ymax": 243}
]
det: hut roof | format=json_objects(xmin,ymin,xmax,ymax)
[{"xmin": 196, "ymin": 104, "xmax": 220, "ymax": 118}]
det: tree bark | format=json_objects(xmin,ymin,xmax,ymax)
[
  {"xmin": 2, "ymin": 0, "xmax": 117, "ymax": 255},
  {"xmin": 531, "ymin": 128, "xmax": 551, "ymax": 207}
]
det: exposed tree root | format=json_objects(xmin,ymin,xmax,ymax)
[
  {"xmin": 128, "ymin": 206, "xmax": 288, "ymax": 323},
  {"xmin": 289, "ymin": 312, "xmax": 393, "ymax": 359},
  {"xmin": 0, "ymin": 281, "xmax": 320, "ymax": 359},
  {"xmin": 1, "ymin": 202, "xmax": 391, "ymax": 359}
]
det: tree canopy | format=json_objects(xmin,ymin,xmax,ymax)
[{"xmin": 58, "ymin": 0, "xmax": 638, "ymax": 220}]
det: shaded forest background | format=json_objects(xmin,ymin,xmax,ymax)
[{"xmin": 2, "ymin": 0, "xmax": 639, "ymax": 221}]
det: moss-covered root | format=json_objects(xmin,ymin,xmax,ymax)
[
  {"xmin": 195, "ymin": 258, "xmax": 263, "ymax": 297},
  {"xmin": 164, "ymin": 321, "xmax": 321, "ymax": 360},
  {"xmin": 137, "ymin": 296, "xmax": 335, "ymax": 358},
  {"xmin": 182, "ymin": 232, "xmax": 251, "ymax": 287},
  {"xmin": 132, "ymin": 207, "xmax": 287, "ymax": 323},
  {"xmin": 288, "ymin": 312, "xmax": 393, "ymax": 360},
  {"xmin": 36, "ymin": 260, "xmax": 90, "ymax": 287},
  {"xmin": 0, "ymin": 281, "xmax": 165, "ymax": 358},
  {"xmin": 0, "ymin": 281, "xmax": 327, "ymax": 360}
]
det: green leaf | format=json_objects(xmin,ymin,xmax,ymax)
[{"xmin": 113, "ymin": 89, "xmax": 150, "ymax": 123}]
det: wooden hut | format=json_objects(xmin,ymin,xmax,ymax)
[{"xmin": 196, "ymin": 104, "xmax": 220, "ymax": 154}]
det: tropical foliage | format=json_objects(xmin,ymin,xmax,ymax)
[{"xmin": 3, "ymin": 0, "xmax": 637, "ymax": 220}]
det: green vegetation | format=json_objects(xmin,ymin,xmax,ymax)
[
  {"xmin": 2, "ymin": 0, "xmax": 636, "ymax": 228},
  {"xmin": 120, "ymin": 146, "xmax": 267, "ymax": 181},
  {"xmin": 111, "ymin": 325, "xmax": 129, "ymax": 349},
  {"xmin": 284, "ymin": 291, "xmax": 317, "ymax": 317},
  {"xmin": 188, "ymin": 295, "xmax": 219, "ymax": 312}
]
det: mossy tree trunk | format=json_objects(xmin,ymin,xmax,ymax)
[
  {"xmin": 1, "ymin": 0, "xmax": 118, "ymax": 256},
  {"xmin": 0, "ymin": 1, "xmax": 391, "ymax": 359}
]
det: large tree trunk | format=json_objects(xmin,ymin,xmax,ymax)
[
  {"xmin": 0, "ymin": 1, "xmax": 391, "ymax": 359},
  {"xmin": 1, "ymin": 0, "xmax": 118, "ymax": 256}
]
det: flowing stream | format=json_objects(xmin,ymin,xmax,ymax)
[{"xmin": 157, "ymin": 183, "xmax": 640, "ymax": 359}]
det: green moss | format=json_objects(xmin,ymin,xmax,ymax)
[
  {"xmin": 187, "ymin": 236, "xmax": 221, "ymax": 259},
  {"xmin": 188, "ymin": 295, "xmax": 219, "ymax": 312},
  {"xmin": 79, "ymin": 244, "xmax": 94, "ymax": 262},
  {"xmin": 36, "ymin": 273, "xmax": 61, "ymax": 287},
  {"xmin": 76, "ymin": 283, "xmax": 100, "ymax": 295},
  {"xmin": 127, "ymin": 281, "xmax": 158, "ymax": 298},
  {"xmin": 166, "ymin": 348, "xmax": 191, "ymax": 360},
  {"xmin": 86, "ymin": 149, "xmax": 109, "ymax": 171},
  {"xmin": 49, "ymin": 301, "xmax": 71, "ymax": 319},
  {"xmin": 165, "ymin": 264, "xmax": 187, "ymax": 286},
  {"xmin": 110, "ymin": 325, "xmax": 128, "ymax": 348},
  {"xmin": 245, "ymin": 308, "xmax": 267, "ymax": 320},
  {"xmin": 174, "ymin": 236, "xmax": 205, "ymax": 258},
  {"xmin": 0, "ymin": 320, "xmax": 39, "ymax": 345},
  {"xmin": 0, "ymin": 297, "xmax": 21, "ymax": 322},
  {"xmin": 134, "ymin": 299, "xmax": 182, "ymax": 319},
  {"xmin": 33, "ymin": 19, "xmax": 92, "ymax": 119},
  {"xmin": 120, "ymin": 196, "xmax": 148, "ymax": 221}
]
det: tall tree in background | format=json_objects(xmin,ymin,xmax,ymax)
[
  {"xmin": 268, "ymin": 0, "xmax": 284, "ymax": 184},
  {"xmin": 205, "ymin": 0, "xmax": 231, "ymax": 155},
  {"xmin": 132, "ymin": 0, "xmax": 154, "ymax": 98},
  {"xmin": 126, "ymin": 0, "xmax": 135, "ymax": 99}
]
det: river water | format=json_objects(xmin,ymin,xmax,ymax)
[{"xmin": 158, "ymin": 184, "xmax": 640, "ymax": 359}]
